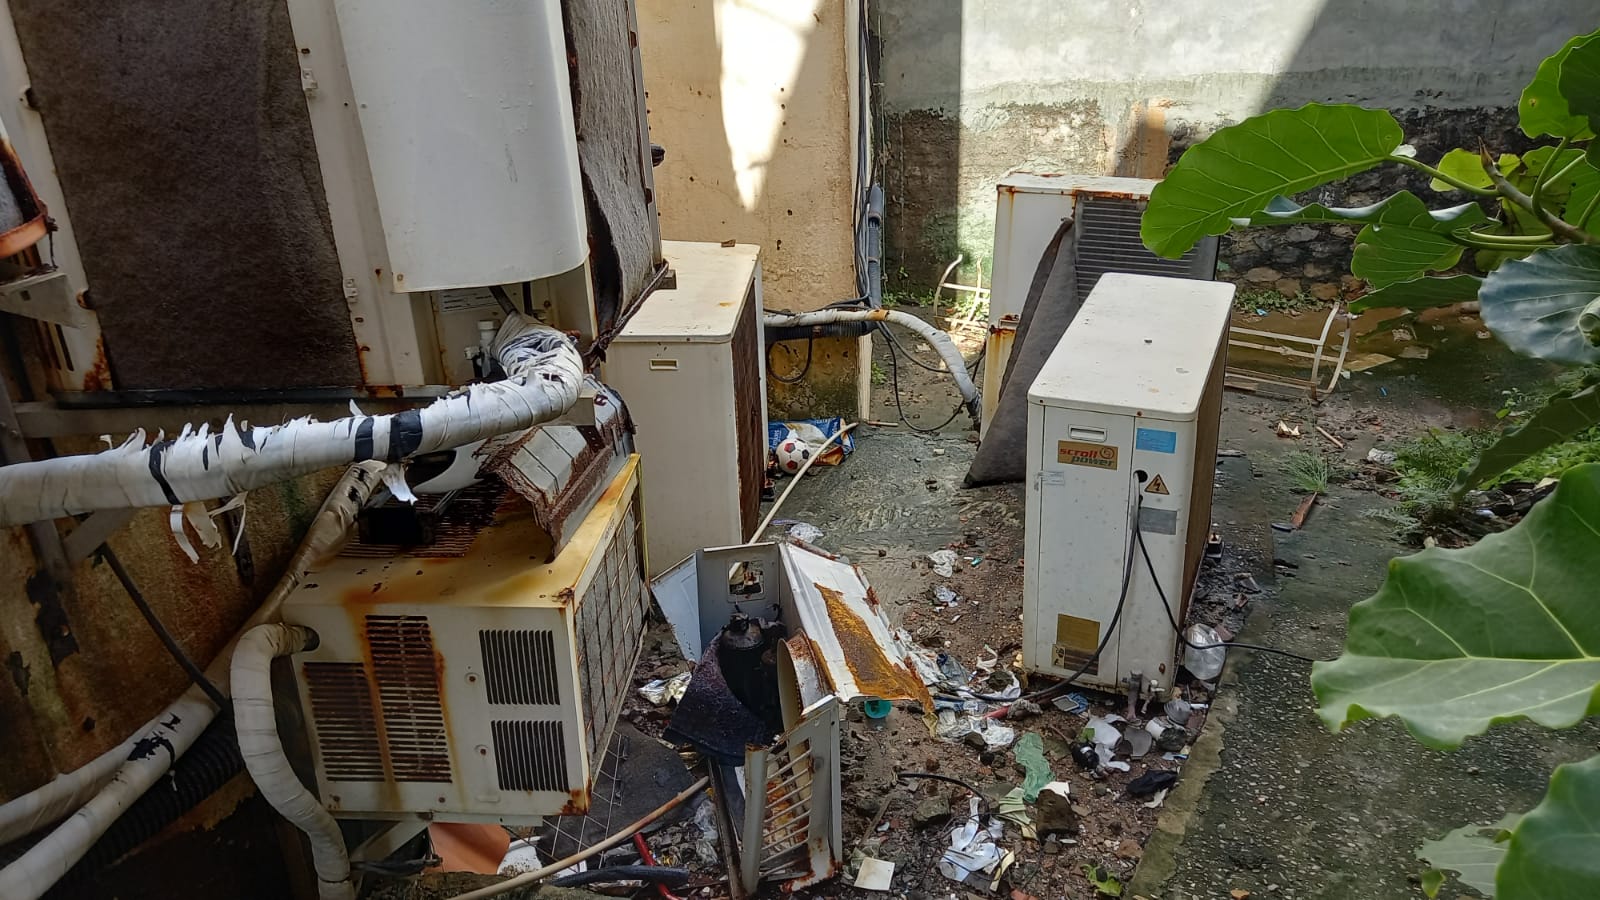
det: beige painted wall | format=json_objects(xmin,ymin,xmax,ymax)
[{"xmin": 638, "ymin": 0, "xmax": 866, "ymax": 416}]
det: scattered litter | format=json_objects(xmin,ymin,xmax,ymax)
[
  {"xmin": 969, "ymin": 556, "xmax": 983, "ymax": 567},
  {"xmin": 996, "ymin": 788, "xmax": 1037, "ymax": 840},
  {"xmin": 937, "ymin": 652, "xmax": 971, "ymax": 684},
  {"xmin": 1071, "ymin": 741, "xmax": 1099, "ymax": 770},
  {"xmin": 1145, "ymin": 717, "xmax": 1188, "ymax": 753},
  {"xmin": 937, "ymin": 710, "xmax": 1016, "ymax": 749},
  {"xmin": 1231, "ymin": 889, "xmax": 1253, "ymax": 899},
  {"xmin": 787, "ymin": 522, "xmax": 825, "ymax": 543},
  {"xmin": 854, "ymin": 856, "xmax": 895, "ymax": 891},
  {"xmin": 928, "ymin": 549, "xmax": 958, "ymax": 577},
  {"xmin": 1275, "ymin": 420, "xmax": 1301, "ymax": 438},
  {"xmin": 973, "ymin": 645, "xmax": 999, "ymax": 673},
  {"xmin": 692, "ymin": 798, "xmax": 719, "ymax": 864},
  {"xmin": 1082, "ymin": 863, "xmax": 1124, "ymax": 897},
  {"xmin": 1343, "ymin": 351, "xmax": 1395, "ymax": 373},
  {"xmin": 933, "ymin": 585, "xmax": 960, "ymax": 607},
  {"xmin": 1366, "ymin": 448, "xmax": 1397, "ymax": 465},
  {"xmin": 1143, "ymin": 788, "xmax": 1171, "ymax": 809},
  {"xmin": 1234, "ymin": 572, "xmax": 1261, "ymax": 593},
  {"xmin": 1126, "ymin": 770, "xmax": 1179, "ymax": 798},
  {"xmin": 1399, "ymin": 345, "xmax": 1431, "ymax": 360},
  {"xmin": 766, "ymin": 417, "xmax": 855, "ymax": 466},
  {"xmin": 1184, "ymin": 625, "xmax": 1226, "ymax": 678},
  {"xmin": 932, "ymin": 447, "xmax": 946, "ymax": 456},
  {"xmin": 983, "ymin": 668, "xmax": 1023, "ymax": 701},
  {"xmin": 1315, "ymin": 425, "xmax": 1345, "ymax": 449},
  {"xmin": 1005, "ymin": 698, "xmax": 1044, "ymax": 720},
  {"xmin": 1270, "ymin": 522, "xmax": 1293, "ymax": 533},
  {"xmin": 1164, "ymin": 697, "xmax": 1193, "ymax": 725},
  {"xmin": 638, "ymin": 671, "xmax": 692, "ymax": 706},
  {"xmin": 1391, "ymin": 327, "xmax": 1414, "ymax": 342},
  {"xmin": 498, "ymin": 836, "xmax": 543, "ymax": 875},
  {"xmin": 1217, "ymin": 448, "xmax": 1247, "ymax": 458},
  {"xmin": 939, "ymin": 798, "xmax": 1013, "ymax": 891},
  {"xmin": 1013, "ymin": 733, "xmax": 1053, "ymax": 801},
  {"xmin": 1476, "ymin": 329, "xmax": 1492, "ymax": 340},
  {"xmin": 1053, "ymin": 692, "xmax": 1090, "ymax": 715},
  {"xmin": 1085, "ymin": 715, "xmax": 1124, "ymax": 747}
]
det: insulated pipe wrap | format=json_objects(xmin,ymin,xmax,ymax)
[
  {"xmin": 0, "ymin": 316, "xmax": 583, "ymax": 526},
  {"xmin": 233, "ymin": 624, "xmax": 353, "ymax": 900}
]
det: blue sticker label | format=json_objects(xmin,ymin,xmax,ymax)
[{"xmin": 1135, "ymin": 427, "xmax": 1178, "ymax": 454}]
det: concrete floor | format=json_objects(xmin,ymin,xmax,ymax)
[{"xmin": 782, "ymin": 304, "xmax": 1599, "ymax": 899}]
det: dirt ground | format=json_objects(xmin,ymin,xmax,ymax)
[{"xmin": 386, "ymin": 298, "xmax": 1585, "ymax": 900}]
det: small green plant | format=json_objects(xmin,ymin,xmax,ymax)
[
  {"xmin": 882, "ymin": 289, "xmax": 938, "ymax": 308},
  {"xmin": 1235, "ymin": 287, "xmax": 1322, "ymax": 314},
  {"xmin": 870, "ymin": 361, "xmax": 887, "ymax": 386},
  {"xmin": 1282, "ymin": 449, "xmax": 1332, "ymax": 493}
]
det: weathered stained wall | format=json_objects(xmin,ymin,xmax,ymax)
[
  {"xmin": 876, "ymin": 0, "xmax": 1597, "ymax": 292},
  {"xmin": 637, "ymin": 0, "xmax": 866, "ymax": 417}
]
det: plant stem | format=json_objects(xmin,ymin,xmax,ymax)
[
  {"xmin": 1388, "ymin": 154, "xmax": 1498, "ymax": 197},
  {"xmin": 1529, "ymin": 137, "xmax": 1571, "ymax": 222},
  {"xmin": 1576, "ymin": 186, "xmax": 1600, "ymax": 231},
  {"xmin": 1481, "ymin": 147, "xmax": 1598, "ymax": 245},
  {"xmin": 1448, "ymin": 229, "xmax": 1558, "ymax": 250}
]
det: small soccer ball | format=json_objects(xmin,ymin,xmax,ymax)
[{"xmin": 775, "ymin": 433, "xmax": 813, "ymax": 475}]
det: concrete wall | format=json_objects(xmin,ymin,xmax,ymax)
[
  {"xmin": 638, "ymin": 0, "xmax": 866, "ymax": 417},
  {"xmin": 876, "ymin": 0, "xmax": 1597, "ymax": 293}
]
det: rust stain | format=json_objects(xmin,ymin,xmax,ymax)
[
  {"xmin": 78, "ymin": 337, "xmax": 113, "ymax": 391},
  {"xmin": 814, "ymin": 584, "xmax": 932, "ymax": 709},
  {"xmin": 0, "ymin": 138, "xmax": 49, "ymax": 259}
]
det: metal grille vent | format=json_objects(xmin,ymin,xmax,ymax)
[
  {"xmin": 341, "ymin": 484, "xmax": 511, "ymax": 559},
  {"xmin": 576, "ymin": 502, "xmax": 649, "ymax": 762},
  {"xmin": 303, "ymin": 662, "xmax": 385, "ymax": 782},
  {"xmin": 1074, "ymin": 196, "xmax": 1206, "ymax": 300},
  {"xmin": 731, "ymin": 284, "xmax": 764, "ymax": 536},
  {"xmin": 366, "ymin": 615, "xmax": 452, "ymax": 782},
  {"xmin": 480, "ymin": 629, "xmax": 562, "ymax": 705},
  {"xmin": 491, "ymin": 720, "xmax": 569, "ymax": 791}
]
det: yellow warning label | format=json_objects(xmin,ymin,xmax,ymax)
[
  {"xmin": 1057, "ymin": 440, "xmax": 1119, "ymax": 470},
  {"xmin": 1145, "ymin": 474, "xmax": 1170, "ymax": 495}
]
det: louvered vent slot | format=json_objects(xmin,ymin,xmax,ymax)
[
  {"xmin": 491, "ymin": 720, "xmax": 569, "ymax": 791},
  {"xmin": 576, "ymin": 503, "xmax": 650, "ymax": 762},
  {"xmin": 1075, "ymin": 197, "xmax": 1206, "ymax": 300},
  {"xmin": 366, "ymin": 615, "xmax": 452, "ymax": 782},
  {"xmin": 731, "ymin": 287, "xmax": 764, "ymax": 536},
  {"xmin": 303, "ymin": 662, "xmax": 385, "ymax": 782},
  {"xmin": 480, "ymin": 629, "xmax": 561, "ymax": 705}
]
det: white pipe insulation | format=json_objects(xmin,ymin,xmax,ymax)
[
  {"xmin": 232, "ymin": 624, "xmax": 354, "ymax": 900},
  {"xmin": 762, "ymin": 308, "xmax": 981, "ymax": 417},
  {"xmin": 0, "ymin": 315, "xmax": 583, "ymax": 527},
  {"xmin": 0, "ymin": 462, "xmax": 385, "ymax": 897}
]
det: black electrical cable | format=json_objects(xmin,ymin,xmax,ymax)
[
  {"xmin": 896, "ymin": 772, "xmax": 990, "ymax": 821},
  {"xmin": 549, "ymin": 865, "xmax": 692, "ymax": 889},
  {"xmin": 881, "ymin": 322, "xmax": 965, "ymax": 433},
  {"xmin": 878, "ymin": 322, "xmax": 949, "ymax": 373},
  {"xmin": 100, "ymin": 545, "xmax": 231, "ymax": 711},
  {"xmin": 767, "ymin": 338, "xmax": 814, "ymax": 384},
  {"xmin": 1133, "ymin": 505, "xmax": 1324, "ymax": 664}
]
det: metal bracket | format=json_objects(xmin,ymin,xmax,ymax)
[{"xmin": 0, "ymin": 269, "xmax": 94, "ymax": 329}]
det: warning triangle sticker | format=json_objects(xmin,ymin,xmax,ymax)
[{"xmin": 1145, "ymin": 474, "xmax": 1170, "ymax": 495}]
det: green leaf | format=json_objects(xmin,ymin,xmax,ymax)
[
  {"xmin": 1480, "ymin": 245, "xmax": 1600, "ymax": 365},
  {"xmin": 1557, "ymin": 32, "xmax": 1600, "ymax": 135},
  {"xmin": 1453, "ymin": 377, "xmax": 1600, "ymax": 491},
  {"xmin": 1082, "ymin": 864, "xmax": 1123, "ymax": 897},
  {"xmin": 1312, "ymin": 464, "xmax": 1600, "ymax": 748},
  {"xmin": 1141, "ymin": 104, "xmax": 1404, "ymax": 258},
  {"xmin": 1430, "ymin": 149, "xmax": 1518, "ymax": 193},
  {"xmin": 1566, "ymin": 160, "xmax": 1600, "ymax": 229},
  {"xmin": 1238, "ymin": 192, "xmax": 1487, "ymax": 287},
  {"xmin": 1417, "ymin": 814, "xmax": 1521, "ymax": 897},
  {"xmin": 1419, "ymin": 868, "xmax": 1445, "ymax": 898},
  {"xmin": 1519, "ymin": 29, "xmax": 1600, "ymax": 139},
  {"xmin": 1348, "ymin": 274, "xmax": 1483, "ymax": 312},
  {"xmin": 1498, "ymin": 755, "xmax": 1600, "ymax": 899}
]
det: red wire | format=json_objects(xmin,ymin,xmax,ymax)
[{"xmin": 632, "ymin": 833, "xmax": 685, "ymax": 900}]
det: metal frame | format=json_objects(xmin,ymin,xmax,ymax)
[
  {"xmin": 738, "ymin": 695, "xmax": 842, "ymax": 893},
  {"xmin": 1226, "ymin": 302, "xmax": 1354, "ymax": 400}
]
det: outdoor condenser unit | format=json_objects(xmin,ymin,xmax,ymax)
[
  {"xmin": 983, "ymin": 174, "xmax": 1219, "ymax": 436},
  {"xmin": 604, "ymin": 241, "xmax": 766, "ymax": 575},
  {"xmin": 282, "ymin": 457, "xmax": 649, "ymax": 822},
  {"xmin": 1023, "ymin": 274, "xmax": 1233, "ymax": 693}
]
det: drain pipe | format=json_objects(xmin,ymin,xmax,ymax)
[
  {"xmin": 0, "ymin": 461, "xmax": 385, "ymax": 897},
  {"xmin": 761, "ymin": 308, "xmax": 981, "ymax": 418},
  {"xmin": 233, "ymin": 624, "xmax": 353, "ymax": 900},
  {"xmin": 0, "ymin": 315, "xmax": 583, "ymax": 527}
]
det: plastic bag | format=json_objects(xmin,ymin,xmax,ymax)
[{"xmin": 1184, "ymin": 624, "xmax": 1227, "ymax": 679}]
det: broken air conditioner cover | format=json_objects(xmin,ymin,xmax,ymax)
[
  {"xmin": 1023, "ymin": 273, "xmax": 1233, "ymax": 693},
  {"xmin": 283, "ymin": 456, "xmax": 649, "ymax": 823}
]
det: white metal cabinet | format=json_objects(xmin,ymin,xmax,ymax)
[
  {"xmin": 1023, "ymin": 274, "xmax": 1232, "ymax": 692},
  {"xmin": 604, "ymin": 241, "xmax": 765, "ymax": 574}
]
